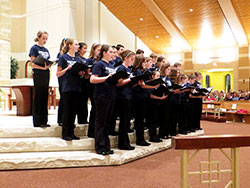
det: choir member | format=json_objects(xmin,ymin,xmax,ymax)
[
  {"xmin": 56, "ymin": 38, "xmax": 84, "ymax": 141},
  {"xmin": 76, "ymin": 42, "xmax": 89, "ymax": 124},
  {"xmin": 29, "ymin": 30, "xmax": 51, "ymax": 127},
  {"xmin": 90, "ymin": 44, "xmax": 117, "ymax": 155},
  {"xmin": 57, "ymin": 38, "xmax": 68, "ymax": 126}
]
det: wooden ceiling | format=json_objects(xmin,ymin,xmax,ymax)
[
  {"xmin": 232, "ymin": 0, "xmax": 250, "ymax": 43},
  {"xmin": 100, "ymin": 0, "xmax": 250, "ymax": 54}
]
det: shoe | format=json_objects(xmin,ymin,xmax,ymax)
[
  {"xmin": 62, "ymin": 136, "xmax": 73, "ymax": 141},
  {"xmin": 96, "ymin": 151, "xmax": 108, "ymax": 155},
  {"xmin": 107, "ymin": 150, "xmax": 114, "ymax": 155},
  {"xmin": 128, "ymin": 129, "xmax": 134, "ymax": 133},
  {"xmin": 119, "ymin": 145, "xmax": 135, "ymax": 150},
  {"xmin": 170, "ymin": 133, "xmax": 177, "ymax": 136},
  {"xmin": 178, "ymin": 131, "xmax": 188, "ymax": 135},
  {"xmin": 136, "ymin": 140, "xmax": 151, "ymax": 146},
  {"xmin": 190, "ymin": 129, "xmax": 196, "ymax": 132},
  {"xmin": 58, "ymin": 123, "xmax": 63, "ymax": 126},
  {"xmin": 109, "ymin": 131, "xmax": 119, "ymax": 136},
  {"xmin": 40, "ymin": 124, "xmax": 50, "ymax": 127},
  {"xmin": 78, "ymin": 121, "xmax": 89, "ymax": 124},
  {"xmin": 196, "ymin": 128, "xmax": 203, "ymax": 131},
  {"xmin": 149, "ymin": 137, "xmax": 162, "ymax": 143},
  {"xmin": 70, "ymin": 134, "xmax": 80, "ymax": 140},
  {"xmin": 144, "ymin": 127, "xmax": 148, "ymax": 130}
]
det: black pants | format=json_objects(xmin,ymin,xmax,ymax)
[
  {"xmin": 87, "ymin": 81, "xmax": 95, "ymax": 138},
  {"xmin": 94, "ymin": 96, "xmax": 115, "ymax": 153},
  {"xmin": 117, "ymin": 98, "xmax": 132, "ymax": 147},
  {"xmin": 32, "ymin": 69, "xmax": 49, "ymax": 127},
  {"xmin": 77, "ymin": 79, "xmax": 88, "ymax": 124},
  {"xmin": 62, "ymin": 91, "xmax": 80, "ymax": 137},
  {"xmin": 193, "ymin": 101, "xmax": 202, "ymax": 129},
  {"xmin": 159, "ymin": 100, "xmax": 170, "ymax": 137},
  {"xmin": 178, "ymin": 101, "xmax": 189, "ymax": 132},
  {"xmin": 147, "ymin": 99, "xmax": 160, "ymax": 139},
  {"xmin": 57, "ymin": 77, "xmax": 63, "ymax": 124},
  {"xmin": 109, "ymin": 101, "xmax": 119, "ymax": 133},
  {"xmin": 133, "ymin": 99, "xmax": 146, "ymax": 142}
]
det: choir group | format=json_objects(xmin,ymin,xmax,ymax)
[{"xmin": 29, "ymin": 30, "xmax": 204, "ymax": 155}]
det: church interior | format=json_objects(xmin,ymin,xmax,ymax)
[{"xmin": 1, "ymin": 0, "xmax": 250, "ymax": 187}]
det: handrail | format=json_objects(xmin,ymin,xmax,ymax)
[{"xmin": 172, "ymin": 135, "xmax": 250, "ymax": 150}]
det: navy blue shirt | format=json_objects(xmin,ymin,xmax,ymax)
[
  {"xmin": 116, "ymin": 65, "xmax": 132, "ymax": 100},
  {"xmin": 29, "ymin": 44, "xmax": 50, "ymax": 59},
  {"xmin": 132, "ymin": 70, "xmax": 148, "ymax": 100},
  {"xmin": 58, "ymin": 54, "xmax": 82, "ymax": 93},
  {"xmin": 86, "ymin": 57, "xmax": 97, "ymax": 66},
  {"xmin": 92, "ymin": 60, "xmax": 116, "ymax": 100}
]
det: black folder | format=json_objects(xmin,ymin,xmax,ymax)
[
  {"xmin": 130, "ymin": 71, "xmax": 151, "ymax": 85},
  {"xmin": 145, "ymin": 78, "xmax": 164, "ymax": 86},
  {"xmin": 151, "ymin": 84, "xmax": 173, "ymax": 97},
  {"xmin": 67, "ymin": 62, "xmax": 88, "ymax": 77},
  {"xmin": 106, "ymin": 71, "xmax": 130, "ymax": 84},
  {"xmin": 180, "ymin": 85, "xmax": 196, "ymax": 91},
  {"xmin": 32, "ymin": 55, "xmax": 54, "ymax": 67},
  {"xmin": 190, "ymin": 92, "xmax": 207, "ymax": 96}
]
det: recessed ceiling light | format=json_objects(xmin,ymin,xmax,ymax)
[
  {"xmin": 189, "ymin": 9, "xmax": 193, "ymax": 12},
  {"xmin": 156, "ymin": 35, "xmax": 159, "ymax": 39},
  {"xmin": 139, "ymin": 18, "xmax": 143, "ymax": 21}
]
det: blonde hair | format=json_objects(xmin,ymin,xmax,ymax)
[
  {"xmin": 159, "ymin": 62, "xmax": 171, "ymax": 77},
  {"xmin": 145, "ymin": 57, "xmax": 152, "ymax": 63},
  {"xmin": 62, "ymin": 38, "xmax": 74, "ymax": 54},
  {"xmin": 34, "ymin": 30, "xmax": 48, "ymax": 42}
]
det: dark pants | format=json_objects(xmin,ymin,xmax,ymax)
[
  {"xmin": 62, "ymin": 91, "xmax": 80, "ymax": 137},
  {"xmin": 133, "ymin": 99, "xmax": 146, "ymax": 142},
  {"xmin": 109, "ymin": 101, "xmax": 119, "ymax": 133},
  {"xmin": 117, "ymin": 99, "xmax": 132, "ymax": 147},
  {"xmin": 87, "ymin": 81, "xmax": 95, "ymax": 138},
  {"xmin": 159, "ymin": 100, "xmax": 170, "ymax": 137},
  {"xmin": 169, "ymin": 103, "xmax": 178, "ymax": 135},
  {"xmin": 32, "ymin": 69, "xmax": 49, "ymax": 127},
  {"xmin": 193, "ymin": 101, "xmax": 202, "ymax": 129},
  {"xmin": 147, "ymin": 99, "xmax": 160, "ymax": 139},
  {"xmin": 94, "ymin": 96, "xmax": 115, "ymax": 153},
  {"xmin": 178, "ymin": 101, "xmax": 189, "ymax": 132},
  {"xmin": 77, "ymin": 79, "xmax": 88, "ymax": 124},
  {"xmin": 57, "ymin": 77, "xmax": 63, "ymax": 124}
]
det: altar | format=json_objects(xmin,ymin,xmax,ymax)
[{"xmin": 0, "ymin": 78, "xmax": 58, "ymax": 116}]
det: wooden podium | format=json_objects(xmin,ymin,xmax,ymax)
[{"xmin": 0, "ymin": 79, "xmax": 58, "ymax": 116}]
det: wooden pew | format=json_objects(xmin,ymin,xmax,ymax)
[
  {"xmin": 221, "ymin": 101, "xmax": 250, "ymax": 123},
  {"xmin": 202, "ymin": 101, "xmax": 222, "ymax": 119}
]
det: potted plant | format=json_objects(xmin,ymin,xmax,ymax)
[{"xmin": 10, "ymin": 57, "xmax": 19, "ymax": 79}]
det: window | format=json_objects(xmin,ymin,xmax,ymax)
[
  {"xmin": 206, "ymin": 75, "xmax": 210, "ymax": 88},
  {"xmin": 225, "ymin": 74, "xmax": 231, "ymax": 92}
]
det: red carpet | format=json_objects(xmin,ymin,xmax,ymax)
[{"xmin": 0, "ymin": 121, "xmax": 250, "ymax": 188}]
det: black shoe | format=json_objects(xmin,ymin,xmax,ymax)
[
  {"xmin": 40, "ymin": 124, "xmax": 50, "ymax": 127},
  {"xmin": 128, "ymin": 129, "xmax": 134, "ymax": 133},
  {"xmin": 58, "ymin": 123, "xmax": 63, "ymax": 126},
  {"xmin": 109, "ymin": 131, "xmax": 119, "ymax": 136},
  {"xmin": 96, "ymin": 151, "xmax": 108, "ymax": 155},
  {"xmin": 170, "ymin": 133, "xmax": 177, "ymax": 136},
  {"xmin": 144, "ymin": 127, "xmax": 148, "ymax": 130},
  {"xmin": 186, "ymin": 130, "xmax": 191, "ymax": 133},
  {"xmin": 190, "ymin": 129, "xmax": 196, "ymax": 132},
  {"xmin": 136, "ymin": 140, "xmax": 151, "ymax": 146},
  {"xmin": 178, "ymin": 131, "xmax": 188, "ymax": 135},
  {"xmin": 119, "ymin": 145, "xmax": 135, "ymax": 150},
  {"xmin": 70, "ymin": 134, "xmax": 80, "ymax": 140},
  {"xmin": 149, "ymin": 137, "xmax": 162, "ymax": 143},
  {"xmin": 107, "ymin": 150, "xmax": 114, "ymax": 155},
  {"xmin": 159, "ymin": 135, "xmax": 169, "ymax": 139},
  {"xmin": 78, "ymin": 121, "xmax": 89, "ymax": 124},
  {"xmin": 62, "ymin": 136, "xmax": 73, "ymax": 141},
  {"xmin": 196, "ymin": 128, "xmax": 203, "ymax": 131}
]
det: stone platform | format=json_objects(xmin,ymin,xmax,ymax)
[{"xmin": 0, "ymin": 109, "xmax": 204, "ymax": 170}]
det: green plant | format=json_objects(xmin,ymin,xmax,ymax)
[{"xmin": 10, "ymin": 57, "xmax": 19, "ymax": 79}]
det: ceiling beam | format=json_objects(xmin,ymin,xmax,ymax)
[
  {"xmin": 141, "ymin": 0, "xmax": 192, "ymax": 51},
  {"xmin": 217, "ymin": 0, "xmax": 248, "ymax": 47}
]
